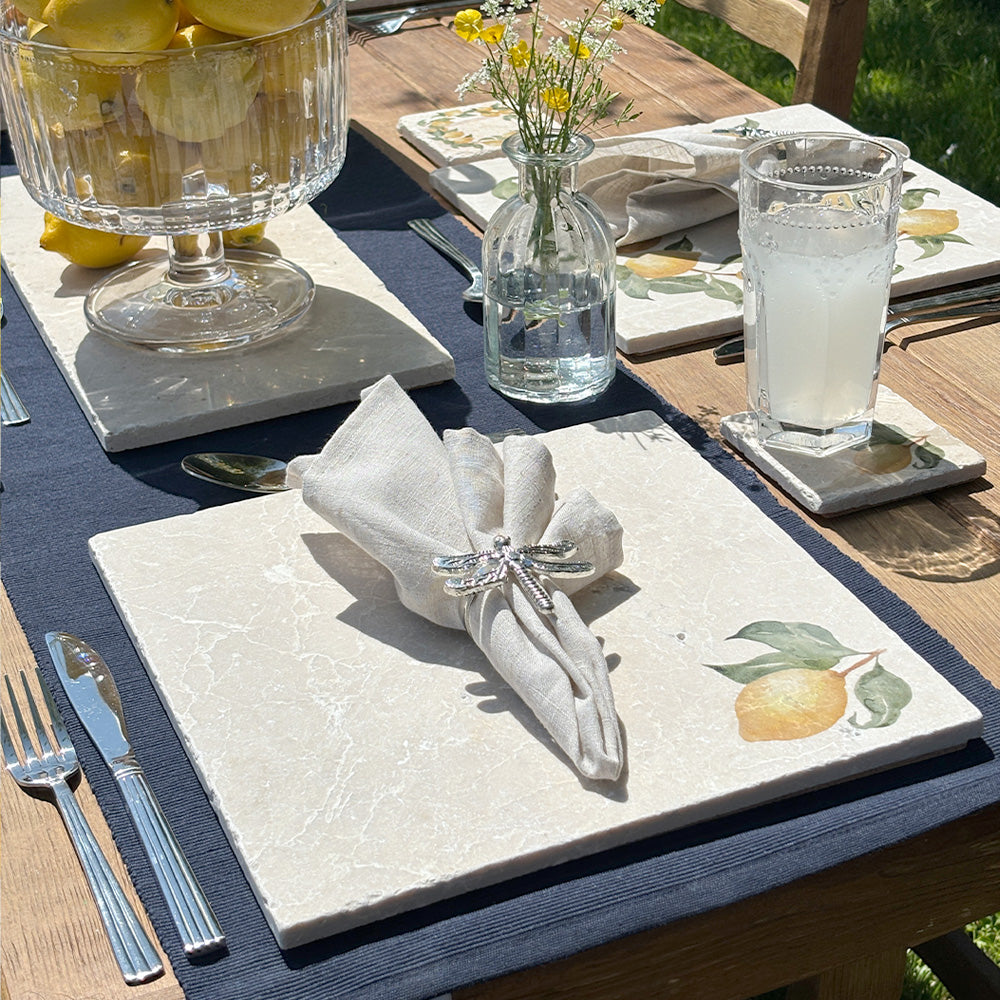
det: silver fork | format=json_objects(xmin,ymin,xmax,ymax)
[
  {"xmin": 348, "ymin": 1, "xmax": 465, "ymax": 35},
  {"xmin": 408, "ymin": 218, "xmax": 484, "ymax": 302},
  {"xmin": 1, "ymin": 369, "xmax": 30, "ymax": 425},
  {"xmin": 1, "ymin": 669, "xmax": 163, "ymax": 984}
]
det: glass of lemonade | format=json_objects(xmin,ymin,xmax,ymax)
[
  {"xmin": 0, "ymin": 0, "xmax": 347, "ymax": 353},
  {"xmin": 739, "ymin": 133, "xmax": 907, "ymax": 456}
]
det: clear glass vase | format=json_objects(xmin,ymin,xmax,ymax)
[{"xmin": 483, "ymin": 133, "xmax": 617, "ymax": 403}]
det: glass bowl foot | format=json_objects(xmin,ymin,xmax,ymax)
[{"xmin": 84, "ymin": 250, "xmax": 315, "ymax": 354}]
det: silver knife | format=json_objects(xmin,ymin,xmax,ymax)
[{"xmin": 46, "ymin": 631, "xmax": 226, "ymax": 955}]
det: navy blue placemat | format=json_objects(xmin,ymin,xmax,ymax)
[{"xmin": 2, "ymin": 133, "xmax": 999, "ymax": 1000}]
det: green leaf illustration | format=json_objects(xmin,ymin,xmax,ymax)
[
  {"xmin": 706, "ymin": 651, "xmax": 841, "ymax": 685},
  {"xmin": 702, "ymin": 275, "xmax": 743, "ymax": 304},
  {"xmin": 912, "ymin": 442, "xmax": 945, "ymax": 469},
  {"xmin": 849, "ymin": 660, "xmax": 913, "ymax": 729},
  {"xmin": 869, "ymin": 422, "xmax": 914, "ymax": 446},
  {"xmin": 906, "ymin": 233, "xmax": 972, "ymax": 260},
  {"xmin": 492, "ymin": 177, "xmax": 519, "ymax": 200},
  {"xmin": 900, "ymin": 187, "xmax": 940, "ymax": 211},
  {"xmin": 617, "ymin": 269, "xmax": 653, "ymax": 299},
  {"xmin": 728, "ymin": 621, "xmax": 860, "ymax": 663},
  {"xmin": 646, "ymin": 275, "xmax": 711, "ymax": 294}
]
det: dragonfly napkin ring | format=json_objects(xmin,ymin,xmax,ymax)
[{"xmin": 433, "ymin": 535, "xmax": 594, "ymax": 615}]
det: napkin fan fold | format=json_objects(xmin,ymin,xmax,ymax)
[{"xmin": 288, "ymin": 376, "xmax": 625, "ymax": 781}]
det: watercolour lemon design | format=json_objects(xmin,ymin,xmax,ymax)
[
  {"xmin": 705, "ymin": 621, "xmax": 913, "ymax": 742},
  {"xmin": 616, "ymin": 236, "xmax": 743, "ymax": 305},
  {"xmin": 417, "ymin": 102, "xmax": 516, "ymax": 157},
  {"xmin": 897, "ymin": 189, "xmax": 970, "ymax": 259},
  {"xmin": 851, "ymin": 423, "xmax": 944, "ymax": 476}
]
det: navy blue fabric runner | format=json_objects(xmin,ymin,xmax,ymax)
[{"xmin": 2, "ymin": 133, "xmax": 999, "ymax": 1000}]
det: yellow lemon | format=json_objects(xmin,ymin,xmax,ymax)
[
  {"xmin": 26, "ymin": 17, "xmax": 59, "ymax": 39},
  {"xmin": 42, "ymin": 0, "xmax": 178, "ymax": 52},
  {"xmin": 15, "ymin": 0, "xmax": 47, "ymax": 19},
  {"xmin": 734, "ymin": 669, "xmax": 847, "ymax": 742},
  {"xmin": 18, "ymin": 40, "xmax": 125, "ymax": 131},
  {"xmin": 222, "ymin": 222, "xmax": 267, "ymax": 247},
  {"xmin": 624, "ymin": 250, "xmax": 701, "ymax": 279},
  {"xmin": 897, "ymin": 208, "xmax": 960, "ymax": 237},
  {"xmin": 174, "ymin": 0, "xmax": 199, "ymax": 27},
  {"xmin": 40, "ymin": 211, "xmax": 150, "ymax": 268},
  {"xmin": 134, "ymin": 25, "xmax": 261, "ymax": 142},
  {"xmin": 179, "ymin": 0, "xmax": 318, "ymax": 38}
]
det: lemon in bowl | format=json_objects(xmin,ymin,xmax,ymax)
[{"xmin": 0, "ymin": 0, "xmax": 348, "ymax": 353}]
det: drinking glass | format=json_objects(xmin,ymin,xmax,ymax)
[
  {"xmin": 739, "ymin": 132, "xmax": 907, "ymax": 455},
  {"xmin": 0, "ymin": 0, "xmax": 347, "ymax": 353}
]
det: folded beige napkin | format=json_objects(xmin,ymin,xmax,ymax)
[
  {"xmin": 287, "ymin": 376, "xmax": 626, "ymax": 781},
  {"xmin": 579, "ymin": 131, "xmax": 748, "ymax": 247}
]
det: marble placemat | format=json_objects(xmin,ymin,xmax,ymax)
[
  {"xmin": 89, "ymin": 411, "xmax": 982, "ymax": 949},
  {"xmin": 0, "ymin": 178, "xmax": 455, "ymax": 452},
  {"xmin": 721, "ymin": 386, "xmax": 988, "ymax": 515},
  {"xmin": 426, "ymin": 104, "xmax": 1000, "ymax": 355}
]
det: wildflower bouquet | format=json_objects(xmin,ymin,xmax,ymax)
[{"xmin": 454, "ymin": 0, "xmax": 659, "ymax": 155}]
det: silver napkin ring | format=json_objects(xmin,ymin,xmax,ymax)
[{"xmin": 432, "ymin": 534, "xmax": 594, "ymax": 615}]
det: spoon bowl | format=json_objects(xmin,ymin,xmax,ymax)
[{"xmin": 181, "ymin": 453, "xmax": 289, "ymax": 494}]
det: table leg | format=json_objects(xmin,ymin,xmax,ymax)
[{"xmin": 785, "ymin": 947, "xmax": 907, "ymax": 1000}]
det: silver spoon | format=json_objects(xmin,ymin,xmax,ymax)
[
  {"xmin": 181, "ymin": 453, "xmax": 289, "ymax": 493},
  {"xmin": 408, "ymin": 218, "xmax": 484, "ymax": 302}
]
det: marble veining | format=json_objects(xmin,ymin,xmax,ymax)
[
  {"xmin": 90, "ymin": 412, "xmax": 983, "ymax": 947},
  {"xmin": 1, "ymin": 180, "xmax": 454, "ymax": 452}
]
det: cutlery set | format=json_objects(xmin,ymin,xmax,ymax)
[{"xmin": 2, "ymin": 634, "xmax": 226, "ymax": 983}]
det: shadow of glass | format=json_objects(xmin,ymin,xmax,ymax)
[
  {"xmin": 845, "ymin": 491, "xmax": 1000, "ymax": 582},
  {"xmin": 70, "ymin": 282, "xmax": 454, "ymax": 444}
]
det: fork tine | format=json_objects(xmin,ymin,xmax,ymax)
[
  {"xmin": 4, "ymin": 675, "xmax": 39, "ymax": 767},
  {"xmin": 35, "ymin": 668, "xmax": 72, "ymax": 752},
  {"xmin": 20, "ymin": 670, "xmax": 56, "ymax": 758},
  {"xmin": 0, "ymin": 709, "xmax": 22, "ymax": 771}
]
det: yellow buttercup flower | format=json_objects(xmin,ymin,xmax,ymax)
[
  {"xmin": 542, "ymin": 87, "xmax": 571, "ymax": 112},
  {"xmin": 508, "ymin": 39, "xmax": 530, "ymax": 66},
  {"xmin": 454, "ymin": 8, "xmax": 483, "ymax": 40},
  {"xmin": 479, "ymin": 23, "xmax": 505, "ymax": 43},
  {"xmin": 567, "ymin": 35, "xmax": 590, "ymax": 58}
]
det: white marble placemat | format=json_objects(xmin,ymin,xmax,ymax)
[
  {"xmin": 721, "ymin": 386, "xmax": 988, "ymax": 515},
  {"xmin": 428, "ymin": 104, "xmax": 1000, "ymax": 355},
  {"xmin": 90, "ymin": 412, "xmax": 983, "ymax": 949},
  {"xmin": 0, "ymin": 178, "xmax": 455, "ymax": 452}
]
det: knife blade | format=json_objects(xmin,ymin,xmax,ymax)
[{"xmin": 46, "ymin": 631, "xmax": 226, "ymax": 955}]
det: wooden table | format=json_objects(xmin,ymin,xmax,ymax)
[{"xmin": 3, "ymin": 4, "xmax": 1000, "ymax": 999}]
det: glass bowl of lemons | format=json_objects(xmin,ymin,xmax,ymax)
[{"xmin": 0, "ymin": 0, "xmax": 347, "ymax": 353}]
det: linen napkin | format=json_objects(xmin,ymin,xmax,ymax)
[
  {"xmin": 579, "ymin": 130, "xmax": 748, "ymax": 247},
  {"xmin": 287, "ymin": 376, "xmax": 626, "ymax": 781}
]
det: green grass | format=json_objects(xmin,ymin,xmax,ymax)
[
  {"xmin": 644, "ymin": 5, "xmax": 1000, "ymax": 994},
  {"xmin": 650, "ymin": 0, "xmax": 1000, "ymax": 207}
]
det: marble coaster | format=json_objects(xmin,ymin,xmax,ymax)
[
  {"xmin": 397, "ymin": 100, "xmax": 519, "ymax": 166},
  {"xmin": 721, "ymin": 386, "xmax": 987, "ymax": 516},
  {"xmin": 0, "ymin": 179, "xmax": 455, "ymax": 452},
  {"xmin": 90, "ymin": 412, "xmax": 982, "ymax": 948}
]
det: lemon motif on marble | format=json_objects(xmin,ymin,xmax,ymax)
[{"xmin": 706, "ymin": 621, "xmax": 913, "ymax": 742}]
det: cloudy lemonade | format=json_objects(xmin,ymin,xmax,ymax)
[{"xmin": 746, "ymin": 207, "xmax": 894, "ymax": 431}]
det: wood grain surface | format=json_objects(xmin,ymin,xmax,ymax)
[{"xmin": 3, "ymin": 5, "xmax": 999, "ymax": 999}]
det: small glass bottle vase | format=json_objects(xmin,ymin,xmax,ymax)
[{"xmin": 483, "ymin": 133, "xmax": 617, "ymax": 403}]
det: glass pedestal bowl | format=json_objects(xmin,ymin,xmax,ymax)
[{"xmin": 0, "ymin": 0, "xmax": 347, "ymax": 353}]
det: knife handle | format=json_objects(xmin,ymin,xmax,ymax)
[{"xmin": 114, "ymin": 763, "xmax": 226, "ymax": 954}]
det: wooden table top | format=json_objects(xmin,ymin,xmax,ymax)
[{"xmin": 3, "ymin": 4, "xmax": 1000, "ymax": 999}]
